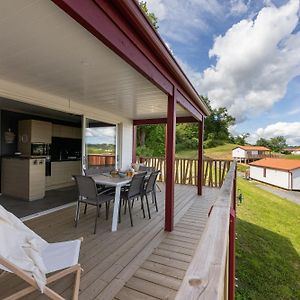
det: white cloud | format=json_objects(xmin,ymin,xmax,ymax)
[
  {"xmin": 86, "ymin": 127, "xmax": 116, "ymax": 144},
  {"xmin": 144, "ymin": 0, "xmax": 167, "ymax": 21},
  {"xmin": 175, "ymin": 56, "xmax": 202, "ymax": 91},
  {"xmin": 230, "ymin": 0, "xmax": 249, "ymax": 15},
  {"xmin": 287, "ymin": 107, "xmax": 300, "ymax": 115},
  {"xmin": 248, "ymin": 122, "xmax": 300, "ymax": 145},
  {"xmin": 199, "ymin": 0, "xmax": 300, "ymax": 122},
  {"xmin": 145, "ymin": 0, "xmax": 224, "ymax": 42}
]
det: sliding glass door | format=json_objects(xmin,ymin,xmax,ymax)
[{"xmin": 84, "ymin": 118, "xmax": 116, "ymax": 170}]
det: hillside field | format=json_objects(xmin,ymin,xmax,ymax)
[
  {"xmin": 176, "ymin": 143, "xmax": 237, "ymax": 159},
  {"xmin": 176, "ymin": 143, "xmax": 300, "ymax": 161}
]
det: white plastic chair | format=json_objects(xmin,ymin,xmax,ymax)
[{"xmin": 0, "ymin": 205, "xmax": 83, "ymax": 300}]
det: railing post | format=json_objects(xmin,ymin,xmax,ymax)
[
  {"xmin": 232, "ymin": 167, "xmax": 237, "ymax": 210},
  {"xmin": 165, "ymin": 89, "xmax": 176, "ymax": 232},
  {"xmin": 197, "ymin": 121, "xmax": 203, "ymax": 195},
  {"xmin": 229, "ymin": 163, "xmax": 237, "ymax": 300}
]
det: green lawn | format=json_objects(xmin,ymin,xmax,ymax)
[
  {"xmin": 176, "ymin": 143, "xmax": 237, "ymax": 159},
  {"xmin": 236, "ymin": 178, "xmax": 300, "ymax": 299},
  {"xmin": 283, "ymin": 154, "xmax": 300, "ymax": 160}
]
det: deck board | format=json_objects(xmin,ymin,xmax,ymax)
[{"xmin": 0, "ymin": 185, "xmax": 219, "ymax": 300}]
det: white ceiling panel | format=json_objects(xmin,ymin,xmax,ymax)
[{"xmin": 0, "ymin": 0, "xmax": 189, "ymax": 120}]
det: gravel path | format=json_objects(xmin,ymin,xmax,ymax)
[{"xmin": 254, "ymin": 183, "xmax": 300, "ymax": 206}]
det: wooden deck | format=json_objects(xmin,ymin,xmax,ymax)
[{"xmin": 0, "ymin": 184, "xmax": 219, "ymax": 300}]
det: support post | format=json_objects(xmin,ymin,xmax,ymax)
[
  {"xmin": 81, "ymin": 115, "xmax": 87, "ymax": 174},
  {"xmin": 132, "ymin": 125, "xmax": 137, "ymax": 164},
  {"xmin": 165, "ymin": 90, "xmax": 176, "ymax": 232},
  {"xmin": 197, "ymin": 121, "xmax": 204, "ymax": 195}
]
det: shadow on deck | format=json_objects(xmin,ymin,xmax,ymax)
[{"xmin": 0, "ymin": 184, "xmax": 219, "ymax": 300}]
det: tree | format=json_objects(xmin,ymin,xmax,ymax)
[
  {"xmin": 256, "ymin": 136, "xmax": 287, "ymax": 152},
  {"xmin": 203, "ymin": 98, "xmax": 235, "ymax": 143},
  {"xmin": 256, "ymin": 138, "xmax": 270, "ymax": 148},
  {"xmin": 269, "ymin": 136, "xmax": 287, "ymax": 152},
  {"xmin": 234, "ymin": 133, "xmax": 250, "ymax": 146},
  {"xmin": 139, "ymin": 1, "xmax": 158, "ymax": 29}
]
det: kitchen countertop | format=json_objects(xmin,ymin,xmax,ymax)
[{"xmin": 2, "ymin": 155, "xmax": 47, "ymax": 160}]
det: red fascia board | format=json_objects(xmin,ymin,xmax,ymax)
[
  {"xmin": 52, "ymin": 0, "xmax": 173, "ymax": 95},
  {"xmin": 176, "ymin": 90, "xmax": 204, "ymax": 121},
  {"xmin": 133, "ymin": 116, "xmax": 197, "ymax": 125},
  {"xmin": 113, "ymin": 0, "xmax": 210, "ymax": 117}
]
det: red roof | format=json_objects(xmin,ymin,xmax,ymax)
[
  {"xmin": 249, "ymin": 158, "xmax": 300, "ymax": 171},
  {"xmin": 234, "ymin": 146, "xmax": 270, "ymax": 151}
]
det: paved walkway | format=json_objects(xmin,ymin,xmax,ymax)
[{"xmin": 254, "ymin": 183, "xmax": 300, "ymax": 206}]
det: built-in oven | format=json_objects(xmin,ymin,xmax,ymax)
[{"xmin": 31, "ymin": 143, "xmax": 51, "ymax": 156}]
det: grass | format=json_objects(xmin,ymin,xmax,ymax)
[
  {"xmin": 237, "ymin": 163, "xmax": 248, "ymax": 173},
  {"xmin": 176, "ymin": 143, "xmax": 237, "ymax": 159},
  {"xmin": 236, "ymin": 178, "xmax": 300, "ymax": 300},
  {"xmin": 283, "ymin": 154, "xmax": 300, "ymax": 160}
]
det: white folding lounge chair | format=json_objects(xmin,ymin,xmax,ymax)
[{"xmin": 0, "ymin": 205, "xmax": 83, "ymax": 300}]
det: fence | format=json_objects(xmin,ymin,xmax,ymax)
[
  {"xmin": 138, "ymin": 156, "xmax": 232, "ymax": 188},
  {"xmin": 88, "ymin": 154, "xmax": 115, "ymax": 167}
]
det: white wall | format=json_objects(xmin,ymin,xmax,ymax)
[
  {"xmin": 292, "ymin": 150, "xmax": 300, "ymax": 155},
  {"xmin": 250, "ymin": 166, "xmax": 290, "ymax": 189},
  {"xmin": 291, "ymin": 168, "xmax": 300, "ymax": 190},
  {"xmin": 232, "ymin": 148, "xmax": 246, "ymax": 158},
  {"xmin": 117, "ymin": 121, "xmax": 133, "ymax": 171}
]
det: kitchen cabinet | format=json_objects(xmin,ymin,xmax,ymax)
[
  {"xmin": 45, "ymin": 160, "xmax": 81, "ymax": 190},
  {"xmin": 18, "ymin": 120, "xmax": 52, "ymax": 155},
  {"xmin": 1, "ymin": 158, "xmax": 46, "ymax": 201},
  {"xmin": 52, "ymin": 124, "xmax": 81, "ymax": 139}
]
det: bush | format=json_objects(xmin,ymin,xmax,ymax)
[{"xmin": 204, "ymin": 138, "xmax": 225, "ymax": 149}]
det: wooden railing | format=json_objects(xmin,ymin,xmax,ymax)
[
  {"xmin": 175, "ymin": 161, "xmax": 237, "ymax": 300},
  {"xmin": 138, "ymin": 157, "xmax": 232, "ymax": 188}
]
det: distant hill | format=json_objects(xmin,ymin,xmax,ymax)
[
  {"xmin": 204, "ymin": 143, "xmax": 237, "ymax": 160},
  {"xmin": 176, "ymin": 143, "xmax": 237, "ymax": 160}
]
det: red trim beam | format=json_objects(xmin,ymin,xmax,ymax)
[
  {"xmin": 176, "ymin": 90, "xmax": 204, "ymax": 122},
  {"xmin": 133, "ymin": 116, "xmax": 197, "ymax": 125}
]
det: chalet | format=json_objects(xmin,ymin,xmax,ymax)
[
  {"xmin": 249, "ymin": 158, "xmax": 300, "ymax": 190},
  {"xmin": 232, "ymin": 145, "xmax": 271, "ymax": 163}
]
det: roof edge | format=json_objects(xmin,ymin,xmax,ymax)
[{"xmin": 114, "ymin": 0, "xmax": 210, "ymax": 116}]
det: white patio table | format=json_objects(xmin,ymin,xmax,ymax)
[{"xmin": 91, "ymin": 174, "xmax": 132, "ymax": 232}]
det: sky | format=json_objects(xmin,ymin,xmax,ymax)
[
  {"xmin": 145, "ymin": 0, "xmax": 300, "ymax": 145},
  {"xmin": 86, "ymin": 127, "xmax": 116, "ymax": 145}
]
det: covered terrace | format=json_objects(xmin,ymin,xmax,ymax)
[{"xmin": 0, "ymin": 1, "xmax": 236, "ymax": 299}]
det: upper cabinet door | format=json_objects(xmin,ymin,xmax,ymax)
[{"xmin": 30, "ymin": 120, "xmax": 52, "ymax": 143}]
